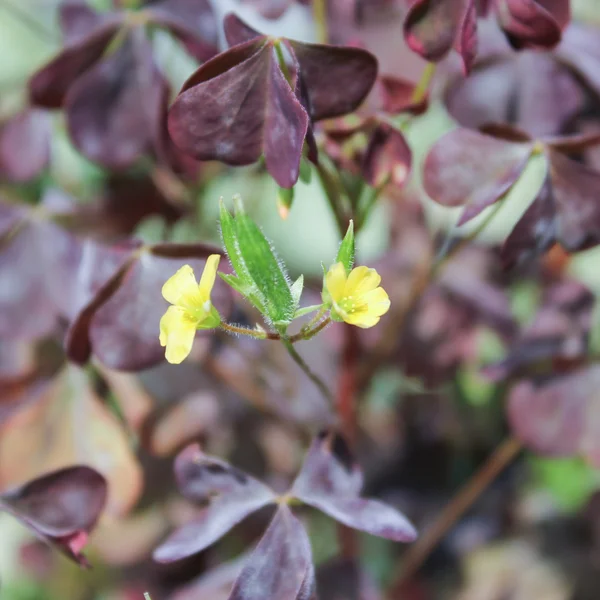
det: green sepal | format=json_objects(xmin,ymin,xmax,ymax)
[
  {"xmin": 299, "ymin": 157, "xmax": 312, "ymax": 184},
  {"xmin": 219, "ymin": 195, "xmax": 296, "ymax": 327},
  {"xmin": 335, "ymin": 220, "xmax": 355, "ymax": 275},
  {"xmin": 321, "ymin": 261, "xmax": 331, "ymax": 305},
  {"xmin": 290, "ymin": 275, "xmax": 304, "ymax": 309},
  {"xmin": 218, "ymin": 273, "xmax": 268, "ymax": 316},
  {"xmin": 198, "ymin": 305, "xmax": 221, "ymax": 330},
  {"xmin": 294, "ymin": 304, "xmax": 322, "ymax": 319},
  {"xmin": 329, "ymin": 307, "xmax": 345, "ymax": 322},
  {"xmin": 277, "ymin": 186, "xmax": 294, "ymax": 218}
]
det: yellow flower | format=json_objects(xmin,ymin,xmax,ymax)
[
  {"xmin": 323, "ymin": 262, "xmax": 390, "ymax": 328},
  {"xmin": 159, "ymin": 255, "xmax": 221, "ymax": 364}
]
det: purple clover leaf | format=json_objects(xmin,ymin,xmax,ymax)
[
  {"xmin": 167, "ymin": 13, "xmax": 378, "ymax": 188},
  {"xmin": 423, "ymin": 125, "xmax": 600, "ymax": 267},
  {"xmin": 153, "ymin": 431, "xmax": 416, "ymax": 600},
  {"xmin": 28, "ymin": 0, "xmax": 218, "ymax": 170},
  {"xmin": 0, "ymin": 466, "xmax": 107, "ymax": 567},
  {"xmin": 403, "ymin": 0, "xmax": 570, "ymax": 74}
]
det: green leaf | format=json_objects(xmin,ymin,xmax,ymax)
[
  {"xmin": 290, "ymin": 274, "xmax": 304, "ymax": 309},
  {"xmin": 219, "ymin": 195, "xmax": 295, "ymax": 327},
  {"xmin": 532, "ymin": 456, "xmax": 600, "ymax": 512},
  {"xmin": 335, "ymin": 220, "xmax": 355, "ymax": 274},
  {"xmin": 219, "ymin": 198, "xmax": 250, "ymax": 285}
]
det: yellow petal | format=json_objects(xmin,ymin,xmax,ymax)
[
  {"xmin": 344, "ymin": 311, "xmax": 381, "ymax": 328},
  {"xmin": 362, "ymin": 287, "xmax": 391, "ymax": 317},
  {"xmin": 325, "ymin": 262, "xmax": 347, "ymax": 303},
  {"xmin": 162, "ymin": 265, "xmax": 199, "ymax": 306},
  {"xmin": 345, "ymin": 266, "xmax": 381, "ymax": 297},
  {"xmin": 198, "ymin": 254, "xmax": 221, "ymax": 299},
  {"xmin": 159, "ymin": 306, "xmax": 198, "ymax": 364}
]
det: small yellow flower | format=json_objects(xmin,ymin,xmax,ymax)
[
  {"xmin": 159, "ymin": 255, "xmax": 221, "ymax": 364},
  {"xmin": 323, "ymin": 262, "xmax": 390, "ymax": 328}
]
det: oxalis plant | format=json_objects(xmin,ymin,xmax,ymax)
[{"xmin": 3, "ymin": 0, "xmax": 600, "ymax": 598}]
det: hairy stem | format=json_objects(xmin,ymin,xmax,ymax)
[{"xmin": 220, "ymin": 322, "xmax": 274, "ymax": 340}]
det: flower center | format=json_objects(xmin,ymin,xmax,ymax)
[{"xmin": 337, "ymin": 295, "xmax": 365, "ymax": 316}]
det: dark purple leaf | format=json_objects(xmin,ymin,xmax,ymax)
[
  {"xmin": 483, "ymin": 280, "xmax": 593, "ymax": 380},
  {"xmin": 548, "ymin": 150, "xmax": 600, "ymax": 251},
  {"xmin": 223, "ymin": 12, "xmax": 265, "ymax": 47},
  {"xmin": 403, "ymin": 0, "xmax": 475, "ymax": 68},
  {"xmin": 168, "ymin": 40, "xmax": 308, "ymax": 188},
  {"xmin": 285, "ymin": 39, "xmax": 378, "ymax": 121},
  {"xmin": 0, "ymin": 200, "xmax": 81, "ymax": 341},
  {"xmin": 362, "ymin": 123, "xmax": 411, "ymax": 188},
  {"xmin": 240, "ymin": 0, "xmax": 292, "ymax": 20},
  {"xmin": 292, "ymin": 432, "xmax": 416, "ymax": 542},
  {"xmin": 65, "ymin": 29, "xmax": 167, "ymax": 169},
  {"xmin": 503, "ymin": 151, "xmax": 600, "ymax": 267},
  {"xmin": 500, "ymin": 174, "xmax": 555, "ymax": 269},
  {"xmin": 174, "ymin": 443, "xmax": 276, "ymax": 504},
  {"xmin": 146, "ymin": 0, "xmax": 219, "ymax": 61},
  {"xmin": 171, "ymin": 554, "xmax": 247, "ymax": 600},
  {"xmin": 29, "ymin": 16, "xmax": 121, "ymax": 108},
  {"xmin": 0, "ymin": 109, "xmax": 51, "ymax": 182},
  {"xmin": 64, "ymin": 240, "xmax": 137, "ymax": 364},
  {"xmin": 153, "ymin": 445, "xmax": 275, "ymax": 563},
  {"xmin": 423, "ymin": 128, "xmax": 533, "ymax": 224},
  {"xmin": 496, "ymin": 0, "xmax": 569, "ymax": 50},
  {"xmin": 227, "ymin": 505, "xmax": 316, "ymax": 600},
  {"xmin": 454, "ymin": 0, "xmax": 477, "ymax": 73},
  {"xmin": 543, "ymin": 131, "xmax": 600, "ymax": 153},
  {"xmin": 264, "ymin": 52, "xmax": 310, "ymax": 187},
  {"xmin": 376, "ymin": 75, "xmax": 428, "ymax": 115},
  {"xmin": 292, "ymin": 431, "xmax": 363, "ymax": 498},
  {"xmin": 59, "ymin": 1, "xmax": 109, "ymax": 43},
  {"xmin": 508, "ymin": 366, "xmax": 600, "ymax": 466},
  {"xmin": 557, "ymin": 23, "xmax": 600, "ymax": 99},
  {"xmin": 0, "ymin": 466, "xmax": 107, "ymax": 566},
  {"xmin": 445, "ymin": 51, "xmax": 584, "ymax": 138}
]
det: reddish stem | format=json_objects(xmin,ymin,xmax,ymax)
[
  {"xmin": 337, "ymin": 325, "xmax": 360, "ymax": 445},
  {"xmin": 335, "ymin": 324, "xmax": 361, "ymax": 558}
]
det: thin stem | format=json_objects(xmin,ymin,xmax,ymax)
[
  {"xmin": 393, "ymin": 437, "xmax": 522, "ymax": 587},
  {"xmin": 411, "ymin": 62, "xmax": 436, "ymax": 105},
  {"xmin": 299, "ymin": 305, "xmax": 328, "ymax": 334},
  {"xmin": 314, "ymin": 159, "xmax": 348, "ymax": 238},
  {"xmin": 432, "ymin": 199, "xmax": 505, "ymax": 273},
  {"xmin": 282, "ymin": 338, "xmax": 334, "ymax": 404},
  {"xmin": 220, "ymin": 322, "xmax": 276, "ymax": 340},
  {"xmin": 291, "ymin": 316, "xmax": 331, "ymax": 342},
  {"xmin": 356, "ymin": 178, "xmax": 388, "ymax": 232},
  {"xmin": 337, "ymin": 325, "xmax": 360, "ymax": 444},
  {"xmin": 313, "ymin": 0, "xmax": 328, "ymax": 44}
]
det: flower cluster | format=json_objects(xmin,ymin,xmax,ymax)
[{"xmin": 158, "ymin": 207, "xmax": 390, "ymax": 365}]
